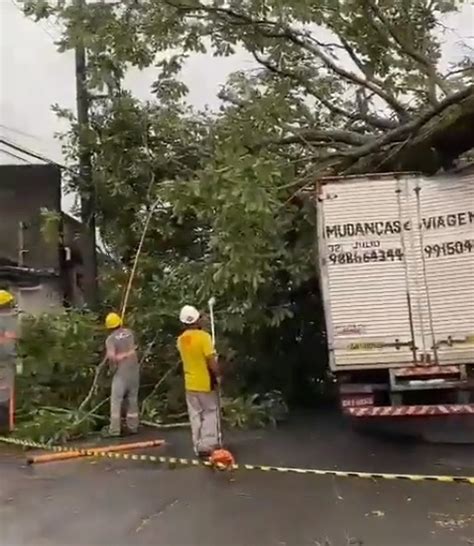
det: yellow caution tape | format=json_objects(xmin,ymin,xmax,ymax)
[{"xmin": 1, "ymin": 435, "xmax": 473, "ymax": 485}]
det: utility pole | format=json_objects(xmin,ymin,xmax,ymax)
[
  {"xmin": 17, "ymin": 221, "xmax": 26, "ymax": 267},
  {"xmin": 74, "ymin": 0, "xmax": 98, "ymax": 308}
]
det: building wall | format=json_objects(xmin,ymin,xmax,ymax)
[
  {"xmin": 13, "ymin": 280, "xmax": 63, "ymax": 315},
  {"xmin": 62, "ymin": 214, "xmax": 85, "ymax": 307},
  {"xmin": 0, "ymin": 164, "xmax": 61, "ymax": 270}
]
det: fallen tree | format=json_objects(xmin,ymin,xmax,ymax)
[
  {"xmin": 344, "ymin": 85, "xmax": 474, "ymax": 174},
  {"xmin": 15, "ymin": 1, "xmax": 473, "ymax": 441}
]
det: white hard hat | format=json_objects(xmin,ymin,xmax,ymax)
[{"xmin": 179, "ymin": 305, "xmax": 200, "ymax": 325}]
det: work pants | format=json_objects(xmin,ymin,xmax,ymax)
[
  {"xmin": 110, "ymin": 367, "xmax": 139, "ymax": 435},
  {"xmin": 0, "ymin": 359, "xmax": 14, "ymax": 432},
  {"xmin": 185, "ymin": 390, "xmax": 219, "ymax": 454}
]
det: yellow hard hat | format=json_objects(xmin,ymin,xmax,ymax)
[
  {"xmin": 0, "ymin": 290, "xmax": 14, "ymax": 306},
  {"xmin": 105, "ymin": 312, "xmax": 122, "ymax": 329}
]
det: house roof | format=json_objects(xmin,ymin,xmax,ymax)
[{"xmin": 0, "ymin": 256, "xmax": 58, "ymax": 283}]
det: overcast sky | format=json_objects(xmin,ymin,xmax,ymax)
[{"xmin": 0, "ymin": 0, "xmax": 472, "ymax": 206}]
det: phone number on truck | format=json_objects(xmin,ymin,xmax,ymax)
[
  {"xmin": 328, "ymin": 240, "xmax": 473, "ymax": 266},
  {"xmin": 424, "ymin": 239, "xmax": 473, "ymax": 258},
  {"xmin": 328, "ymin": 249, "xmax": 403, "ymax": 265}
]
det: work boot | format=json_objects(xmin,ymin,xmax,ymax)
[{"xmin": 101, "ymin": 426, "xmax": 121, "ymax": 438}]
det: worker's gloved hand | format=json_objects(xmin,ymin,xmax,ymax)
[
  {"xmin": 210, "ymin": 370, "xmax": 222, "ymax": 389},
  {"xmin": 16, "ymin": 358, "xmax": 23, "ymax": 375}
]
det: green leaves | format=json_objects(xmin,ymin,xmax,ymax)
[
  {"xmin": 22, "ymin": 0, "xmax": 54, "ymax": 20},
  {"xmin": 16, "ymin": 310, "xmax": 104, "ymax": 441},
  {"xmin": 222, "ymin": 390, "xmax": 288, "ymax": 428}
]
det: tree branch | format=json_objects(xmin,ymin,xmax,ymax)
[
  {"xmin": 258, "ymin": 86, "xmax": 473, "ymax": 175},
  {"xmin": 339, "ymin": 85, "xmax": 474, "ymax": 161},
  {"xmin": 336, "ymin": 33, "xmax": 374, "ymax": 80},
  {"xmin": 273, "ymin": 30, "xmax": 409, "ymax": 119},
  {"xmin": 445, "ymin": 65, "xmax": 474, "ymax": 79},
  {"xmin": 164, "ymin": 0, "xmax": 409, "ymax": 119},
  {"xmin": 217, "ymin": 88, "xmax": 246, "ymax": 108},
  {"xmin": 346, "ymin": 86, "xmax": 474, "ymax": 174},
  {"xmin": 261, "ymin": 128, "xmax": 371, "ymax": 148},
  {"xmin": 251, "ymin": 51, "xmax": 397, "ymax": 130},
  {"xmin": 365, "ymin": 0, "xmax": 450, "ymax": 101},
  {"xmin": 78, "ymin": 357, "xmax": 107, "ymax": 412}
]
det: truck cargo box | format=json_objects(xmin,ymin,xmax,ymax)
[{"xmin": 317, "ymin": 172, "xmax": 474, "ymax": 372}]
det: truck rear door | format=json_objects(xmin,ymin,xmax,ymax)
[
  {"xmin": 410, "ymin": 172, "xmax": 474, "ymax": 365},
  {"xmin": 318, "ymin": 174, "xmax": 419, "ymax": 370}
]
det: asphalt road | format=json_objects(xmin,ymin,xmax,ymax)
[{"xmin": 1, "ymin": 414, "xmax": 473, "ymax": 546}]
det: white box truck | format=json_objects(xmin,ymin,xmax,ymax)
[{"xmin": 317, "ymin": 170, "xmax": 474, "ymax": 440}]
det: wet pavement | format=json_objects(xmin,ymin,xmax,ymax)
[{"xmin": 1, "ymin": 413, "xmax": 473, "ymax": 546}]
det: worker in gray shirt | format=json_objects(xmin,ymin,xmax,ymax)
[
  {"xmin": 104, "ymin": 312, "xmax": 140, "ymax": 436},
  {"xmin": 0, "ymin": 290, "xmax": 18, "ymax": 431}
]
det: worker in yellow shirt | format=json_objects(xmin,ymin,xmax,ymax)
[
  {"xmin": 177, "ymin": 305, "xmax": 221, "ymax": 458},
  {"xmin": 0, "ymin": 290, "xmax": 18, "ymax": 432}
]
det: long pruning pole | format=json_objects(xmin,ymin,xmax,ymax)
[
  {"xmin": 120, "ymin": 196, "xmax": 160, "ymax": 320},
  {"xmin": 208, "ymin": 297, "xmax": 223, "ymax": 448},
  {"xmin": 78, "ymin": 196, "xmax": 159, "ymax": 413},
  {"xmin": 208, "ymin": 297, "xmax": 216, "ymax": 346}
]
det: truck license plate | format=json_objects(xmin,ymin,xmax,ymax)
[{"xmin": 341, "ymin": 395, "xmax": 374, "ymax": 408}]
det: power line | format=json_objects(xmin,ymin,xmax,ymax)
[
  {"xmin": 0, "ymin": 148, "xmax": 30, "ymax": 163},
  {"xmin": 39, "ymin": 21, "xmax": 59, "ymax": 42},
  {"xmin": 0, "ymin": 137, "xmax": 62, "ymax": 166},
  {"xmin": 0, "ymin": 138, "xmax": 84, "ymax": 183},
  {"xmin": 0, "ymin": 124, "xmax": 42, "ymax": 141},
  {"xmin": 0, "ymin": 136, "xmax": 177, "ymax": 187},
  {"xmin": 9, "ymin": 0, "xmax": 61, "ymax": 42}
]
